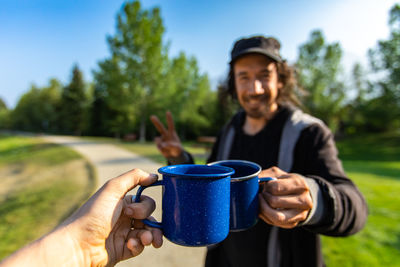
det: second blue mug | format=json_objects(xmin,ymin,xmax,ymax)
[
  {"xmin": 135, "ymin": 164, "xmax": 235, "ymax": 247},
  {"xmin": 208, "ymin": 160, "xmax": 274, "ymax": 231}
]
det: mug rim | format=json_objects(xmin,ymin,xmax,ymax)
[
  {"xmin": 158, "ymin": 164, "xmax": 235, "ymax": 178},
  {"xmin": 208, "ymin": 160, "xmax": 261, "ymax": 182}
]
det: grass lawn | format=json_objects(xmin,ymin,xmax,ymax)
[
  {"xmin": 321, "ymin": 133, "xmax": 400, "ymax": 266},
  {"xmin": 0, "ymin": 134, "xmax": 96, "ymax": 259}
]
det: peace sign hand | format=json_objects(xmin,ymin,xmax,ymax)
[{"xmin": 150, "ymin": 111, "xmax": 184, "ymax": 158}]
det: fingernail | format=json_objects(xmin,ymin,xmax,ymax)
[{"xmin": 130, "ymin": 238, "xmax": 139, "ymax": 248}]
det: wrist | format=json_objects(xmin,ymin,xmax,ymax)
[
  {"xmin": 48, "ymin": 222, "xmax": 90, "ymax": 267},
  {"xmin": 298, "ymin": 176, "xmax": 325, "ymax": 226},
  {"xmin": 167, "ymin": 150, "xmax": 191, "ymax": 164}
]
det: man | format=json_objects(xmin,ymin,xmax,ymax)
[{"xmin": 151, "ymin": 35, "xmax": 368, "ymax": 267}]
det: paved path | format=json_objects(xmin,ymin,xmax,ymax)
[{"xmin": 42, "ymin": 135, "xmax": 206, "ymax": 267}]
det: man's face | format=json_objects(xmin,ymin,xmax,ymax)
[{"xmin": 233, "ymin": 54, "xmax": 281, "ymax": 119}]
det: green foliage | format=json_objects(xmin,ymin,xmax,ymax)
[
  {"xmin": 0, "ymin": 98, "xmax": 6, "ymax": 110},
  {"xmin": 0, "ymin": 97, "xmax": 10, "ymax": 129},
  {"xmin": 365, "ymin": 4, "xmax": 400, "ymax": 132},
  {"xmin": 59, "ymin": 64, "xmax": 88, "ymax": 135},
  {"xmin": 161, "ymin": 52, "xmax": 214, "ymax": 139},
  {"xmin": 296, "ymin": 30, "xmax": 346, "ymax": 133},
  {"xmin": 92, "ymin": 57, "xmax": 132, "ymax": 137},
  {"xmin": 91, "ymin": 1, "xmax": 166, "ymax": 139},
  {"xmin": 209, "ymin": 79, "xmax": 241, "ymax": 134},
  {"xmin": 342, "ymin": 63, "xmax": 370, "ymax": 135},
  {"xmin": 11, "ymin": 79, "xmax": 62, "ymax": 132}
]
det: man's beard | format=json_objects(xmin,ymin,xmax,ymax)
[{"xmin": 242, "ymin": 95, "xmax": 270, "ymax": 119}]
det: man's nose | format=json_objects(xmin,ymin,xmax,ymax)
[{"xmin": 249, "ymin": 79, "xmax": 264, "ymax": 94}]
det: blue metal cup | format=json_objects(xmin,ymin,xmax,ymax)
[
  {"xmin": 208, "ymin": 160, "xmax": 275, "ymax": 232},
  {"xmin": 135, "ymin": 164, "xmax": 235, "ymax": 247}
]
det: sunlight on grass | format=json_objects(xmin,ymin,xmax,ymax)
[
  {"xmin": 322, "ymin": 150, "xmax": 400, "ymax": 266},
  {"xmin": 0, "ymin": 135, "xmax": 95, "ymax": 259}
]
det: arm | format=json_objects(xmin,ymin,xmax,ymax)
[
  {"xmin": 0, "ymin": 227, "xmax": 87, "ymax": 267},
  {"xmin": 1, "ymin": 169, "xmax": 163, "ymax": 267},
  {"xmin": 258, "ymin": 124, "xmax": 367, "ymax": 235},
  {"xmin": 293, "ymin": 124, "xmax": 368, "ymax": 236}
]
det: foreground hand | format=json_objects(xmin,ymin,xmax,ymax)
[
  {"xmin": 65, "ymin": 169, "xmax": 163, "ymax": 266},
  {"xmin": 258, "ymin": 167, "xmax": 313, "ymax": 228},
  {"xmin": 150, "ymin": 111, "xmax": 183, "ymax": 158}
]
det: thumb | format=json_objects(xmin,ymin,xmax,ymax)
[{"xmin": 108, "ymin": 169, "xmax": 158, "ymax": 196}]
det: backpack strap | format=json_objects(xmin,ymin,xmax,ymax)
[
  {"xmin": 216, "ymin": 125, "xmax": 235, "ymax": 161},
  {"xmin": 216, "ymin": 112, "xmax": 243, "ymax": 161},
  {"xmin": 268, "ymin": 109, "xmax": 324, "ymax": 266},
  {"xmin": 277, "ymin": 109, "xmax": 323, "ymax": 172}
]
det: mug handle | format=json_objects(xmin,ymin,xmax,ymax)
[
  {"xmin": 259, "ymin": 177, "xmax": 276, "ymax": 183},
  {"xmin": 133, "ymin": 180, "xmax": 164, "ymax": 229}
]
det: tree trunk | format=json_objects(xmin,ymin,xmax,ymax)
[{"xmin": 139, "ymin": 117, "xmax": 146, "ymax": 143}]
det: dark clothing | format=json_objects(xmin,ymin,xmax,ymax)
[{"xmin": 180, "ymin": 105, "xmax": 367, "ymax": 267}]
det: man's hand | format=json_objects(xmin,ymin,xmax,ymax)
[
  {"xmin": 150, "ymin": 111, "xmax": 183, "ymax": 158},
  {"xmin": 258, "ymin": 167, "xmax": 313, "ymax": 229}
]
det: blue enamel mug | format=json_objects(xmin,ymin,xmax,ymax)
[
  {"xmin": 208, "ymin": 160, "xmax": 275, "ymax": 232},
  {"xmin": 134, "ymin": 164, "xmax": 235, "ymax": 247}
]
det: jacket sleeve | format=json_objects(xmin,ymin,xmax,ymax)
[
  {"xmin": 167, "ymin": 150, "xmax": 195, "ymax": 165},
  {"xmin": 292, "ymin": 124, "xmax": 368, "ymax": 236}
]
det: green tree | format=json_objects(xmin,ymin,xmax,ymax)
[
  {"xmin": 0, "ymin": 98, "xmax": 6, "ymax": 110},
  {"xmin": 162, "ymin": 52, "xmax": 213, "ymax": 139},
  {"xmin": 367, "ymin": 4, "xmax": 400, "ymax": 131},
  {"xmin": 210, "ymin": 77, "xmax": 241, "ymax": 134},
  {"xmin": 0, "ymin": 97, "xmax": 10, "ymax": 129},
  {"xmin": 91, "ymin": 57, "xmax": 132, "ymax": 137},
  {"xmin": 296, "ymin": 30, "xmax": 346, "ymax": 133},
  {"xmin": 11, "ymin": 79, "xmax": 62, "ymax": 132},
  {"xmin": 92, "ymin": 1, "xmax": 215, "ymax": 140},
  {"xmin": 59, "ymin": 64, "xmax": 88, "ymax": 135},
  {"xmin": 105, "ymin": 0, "xmax": 166, "ymax": 140},
  {"xmin": 342, "ymin": 62, "xmax": 370, "ymax": 134}
]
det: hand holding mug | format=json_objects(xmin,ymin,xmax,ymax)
[
  {"xmin": 150, "ymin": 111, "xmax": 183, "ymax": 158},
  {"xmin": 258, "ymin": 166, "xmax": 313, "ymax": 229},
  {"xmin": 1, "ymin": 169, "xmax": 163, "ymax": 267}
]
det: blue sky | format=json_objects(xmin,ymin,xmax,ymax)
[{"xmin": 0, "ymin": 0, "xmax": 398, "ymax": 108}]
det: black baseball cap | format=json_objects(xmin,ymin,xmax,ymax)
[{"xmin": 230, "ymin": 35, "xmax": 282, "ymax": 64}]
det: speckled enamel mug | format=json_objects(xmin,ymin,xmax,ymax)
[
  {"xmin": 208, "ymin": 160, "xmax": 275, "ymax": 232},
  {"xmin": 134, "ymin": 164, "xmax": 235, "ymax": 247}
]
